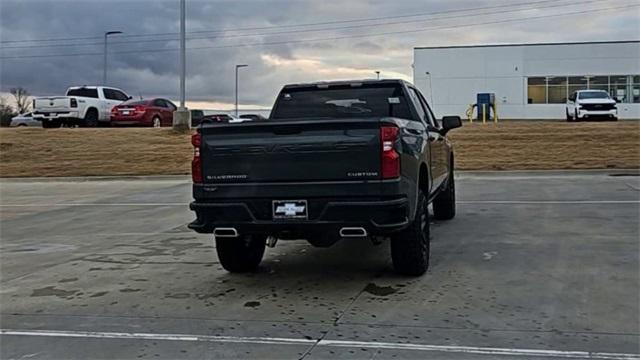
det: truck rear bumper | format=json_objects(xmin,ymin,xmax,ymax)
[
  {"xmin": 33, "ymin": 111, "xmax": 79, "ymax": 120},
  {"xmin": 188, "ymin": 197, "xmax": 409, "ymax": 236}
]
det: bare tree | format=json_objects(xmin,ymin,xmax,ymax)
[
  {"xmin": 0, "ymin": 96, "xmax": 17, "ymax": 127},
  {"xmin": 10, "ymin": 87, "xmax": 30, "ymax": 114}
]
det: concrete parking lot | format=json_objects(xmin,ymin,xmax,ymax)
[{"xmin": 0, "ymin": 171, "xmax": 638, "ymax": 359}]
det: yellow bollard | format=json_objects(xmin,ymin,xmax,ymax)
[
  {"xmin": 493, "ymin": 104, "xmax": 498, "ymax": 123},
  {"xmin": 466, "ymin": 104, "xmax": 475, "ymax": 123},
  {"xmin": 482, "ymin": 104, "xmax": 486, "ymax": 124}
]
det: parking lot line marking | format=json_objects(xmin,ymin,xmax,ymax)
[
  {"xmin": 459, "ymin": 200, "xmax": 640, "ymax": 204},
  {"xmin": 0, "ymin": 203, "xmax": 185, "ymax": 207},
  {"xmin": 0, "ymin": 329, "xmax": 314, "ymax": 346},
  {"xmin": 2, "ymin": 329, "xmax": 638, "ymax": 359},
  {"xmin": 1, "ymin": 200, "xmax": 638, "ymax": 208}
]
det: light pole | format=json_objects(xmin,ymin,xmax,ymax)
[
  {"xmin": 103, "ymin": 31, "xmax": 123, "ymax": 85},
  {"xmin": 375, "ymin": 71, "xmax": 380, "ymax": 80},
  {"xmin": 179, "ymin": 0, "xmax": 186, "ymax": 111},
  {"xmin": 425, "ymin": 71, "xmax": 433, "ymax": 105},
  {"xmin": 235, "ymin": 64, "xmax": 248, "ymax": 117},
  {"xmin": 172, "ymin": 0, "xmax": 190, "ymax": 131}
]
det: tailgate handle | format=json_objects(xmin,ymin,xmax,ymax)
[{"xmin": 272, "ymin": 125, "xmax": 303, "ymax": 135}]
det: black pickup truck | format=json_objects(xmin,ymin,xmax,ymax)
[{"xmin": 189, "ymin": 79, "xmax": 462, "ymax": 275}]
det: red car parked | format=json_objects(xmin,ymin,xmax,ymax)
[{"xmin": 111, "ymin": 98, "xmax": 177, "ymax": 127}]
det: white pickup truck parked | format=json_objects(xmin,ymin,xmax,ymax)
[
  {"xmin": 566, "ymin": 90, "xmax": 618, "ymax": 122},
  {"xmin": 33, "ymin": 86, "xmax": 130, "ymax": 128}
]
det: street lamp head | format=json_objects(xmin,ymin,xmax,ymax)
[
  {"xmin": 236, "ymin": 64, "xmax": 248, "ymax": 69},
  {"xmin": 105, "ymin": 31, "xmax": 123, "ymax": 36}
]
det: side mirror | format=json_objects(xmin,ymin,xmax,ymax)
[
  {"xmin": 614, "ymin": 97, "xmax": 621, "ymax": 103},
  {"xmin": 127, "ymin": 96, "xmax": 133, "ymax": 100},
  {"xmin": 441, "ymin": 115, "xmax": 462, "ymax": 134}
]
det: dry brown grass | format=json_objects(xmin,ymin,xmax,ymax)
[
  {"xmin": 0, "ymin": 121, "xmax": 638, "ymax": 177},
  {"xmin": 448, "ymin": 121, "xmax": 640, "ymax": 170},
  {"xmin": 0, "ymin": 128, "xmax": 192, "ymax": 177}
]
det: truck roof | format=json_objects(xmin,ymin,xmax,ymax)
[
  {"xmin": 281, "ymin": 79, "xmax": 411, "ymax": 89},
  {"xmin": 66, "ymin": 85, "xmax": 123, "ymax": 90}
]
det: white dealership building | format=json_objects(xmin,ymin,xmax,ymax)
[{"xmin": 413, "ymin": 40, "xmax": 640, "ymax": 119}]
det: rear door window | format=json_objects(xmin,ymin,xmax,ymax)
[
  {"xmin": 162, "ymin": 100, "xmax": 177, "ymax": 110},
  {"xmin": 415, "ymin": 89, "xmax": 438, "ymax": 128},
  {"xmin": 407, "ymin": 88, "xmax": 429, "ymax": 125},
  {"xmin": 67, "ymin": 88, "xmax": 98, "ymax": 98},
  {"xmin": 104, "ymin": 89, "xmax": 129, "ymax": 101}
]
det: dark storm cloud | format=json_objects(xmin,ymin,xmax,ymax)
[{"xmin": 0, "ymin": 0, "xmax": 634, "ymax": 107}]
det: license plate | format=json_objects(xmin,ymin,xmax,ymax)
[
  {"xmin": 122, "ymin": 110, "xmax": 130, "ymax": 115},
  {"xmin": 273, "ymin": 200, "xmax": 308, "ymax": 220}
]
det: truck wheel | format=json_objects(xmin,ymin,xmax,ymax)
[
  {"xmin": 391, "ymin": 190, "xmax": 430, "ymax": 276},
  {"xmin": 433, "ymin": 165, "xmax": 456, "ymax": 220},
  {"xmin": 82, "ymin": 109, "xmax": 99, "ymax": 127},
  {"xmin": 42, "ymin": 120, "xmax": 61, "ymax": 128},
  {"xmin": 216, "ymin": 234, "xmax": 266, "ymax": 272},
  {"xmin": 566, "ymin": 110, "xmax": 573, "ymax": 122}
]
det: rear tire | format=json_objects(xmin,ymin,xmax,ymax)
[
  {"xmin": 216, "ymin": 234, "xmax": 266, "ymax": 273},
  {"xmin": 391, "ymin": 190, "xmax": 430, "ymax": 276},
  {"xmin": 433, "ymin": 163, "xmax": 456, "ymax": 220},
  {"xmin": 152, "ymin": 116, "xmax": 161, "ymax": 128},
  {"xmin": 566, "ymin": 110, "xmax": 572, "ymax": 122},
  {"xmin": 82, "ymin": 109, "xmax": 99, "ymax": 127}
]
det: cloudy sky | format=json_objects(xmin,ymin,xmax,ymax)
[{"xmin": 1, "ymin": 0, "xmax": 638, "ymax": 109}]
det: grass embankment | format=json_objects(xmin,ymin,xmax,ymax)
[{"xmin": 0, "ymin": 122, "xmax": 638, "ymax": 177}]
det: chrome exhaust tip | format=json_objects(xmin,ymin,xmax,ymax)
[
  {"xmin": 339, "ymin": 227, "xmax": 367, "ymax": 237},
  {"xmin": 213, "ymin": 228, "xmax": 239, "ymax": 238}
]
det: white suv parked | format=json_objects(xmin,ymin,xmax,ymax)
[{"xmin": 566, "ymin": 90, "xmax": 618, "ymax": 122}]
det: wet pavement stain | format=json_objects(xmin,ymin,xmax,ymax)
[
  {"xmin": 363, "ymin": 283, "xmax": 397, "ymax": 296},
  {"xmin": 119, "ymin": 288, "xmax": 142, "ymax": 293},
  {"xmin": 30, "ymin": 286, "xmax": 78, "ymax": 298},
  {"xmin": 58, "ymin": 278, "xmax": 78, "ymax": 283},
  {"xmin": 165, "ymin": 293, "xmax": 190, "ymax": 299},
  {"xmin": 244, "ymin": 301, "xmax": 261, "ymax": 308},
  {"xmin": 89, "ymin": 291, "xmax": 109, "ymax": 298}
]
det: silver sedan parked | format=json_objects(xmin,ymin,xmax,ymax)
[{"xmin": 10, "ymin": 112, "xmax": 41, "ymax": 127}]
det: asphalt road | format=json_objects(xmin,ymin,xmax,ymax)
[{"xmin": 1, "ymin": 171, "xmax": 639, "ymax": 360}]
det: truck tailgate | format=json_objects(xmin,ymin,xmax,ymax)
[
  {"xmin": 200, "ymin": 119, "xmax": 381, "ymax": 183},
  {"xmin": 34, "ymin": 97, "xmax": 70, "ymax": 112}
]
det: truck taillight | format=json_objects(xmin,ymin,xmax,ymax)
[
  {"xmin": 191, "ymin": 132, "xmax": 203, "ymax": 183},
  {"xmin": 380, "ymin": 125, "xmax": 400, "ymax": 179},
  {"xmin": 32, "ymin": 99, "xmax": 35, "ymax": 109},
  {"xmin": 70, "ymin": 98, "xmax": 77, "ymax": 108}
]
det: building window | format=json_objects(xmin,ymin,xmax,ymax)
[
  {"xmin": 610, "ymin": 75, "xmax": 628, "ymax": 103},
  {"xmin": 527, "ymin": 77, "xmax": 546, "ymax": 104},
  {"xmin": 568, "ymin": 76, "xmax": 588, "ymax": 97},
  {"xmin": 527, "ymin": 75, "xmax": 640, "ymax": 104},
  {"xmin": 631, "ymin": 76, "xmax": 640, "ymax": 103},
  {"xmin": 547, "ymin": 77, "xmax": 567, "ymax": 103}
]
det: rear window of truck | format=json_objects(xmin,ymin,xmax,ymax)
[
  {"xmin": 66, "ymin": 88, "xmax": 98, "ymax": 98},
  {"xmin": 271, "ymin": 84, "xmax": 413, "ymax": 120}
]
